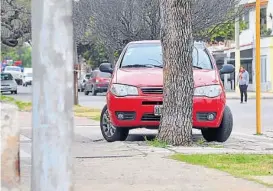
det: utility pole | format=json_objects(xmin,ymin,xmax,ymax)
[
  {"xmin": 31, "ymin": 0, "xmax": 74, "ymax": 190},
  {"xmin": 235, "ymin": 5, "xmax": 240, "ymax": 93},
  {"xmin": 256, "ymin": 0, "xmax": 262, "ymax": 134}
]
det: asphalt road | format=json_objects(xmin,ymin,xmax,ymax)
[{"xmin": 5, "ymin": 85, "xmax": 273, "ymax": 136}]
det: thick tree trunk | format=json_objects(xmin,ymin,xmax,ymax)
[{"xmin": 157, "ymin": 0, "xmax": 194, "ymax": 146}]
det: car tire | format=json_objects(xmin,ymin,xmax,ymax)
[
  {"xmin": 100, "ymin": 105, "xmax": 129, "ymax": 142},
  {"xmin": 215, "ymin": 105, "xmax": 233, "ymax": 142},
  {"xmin": 91, "ymin": 85, "xmax": 97, "ymax": 96},
  {"xmin": 84, "ymin": 90, "xmax": 89, "ymax": 95},
  {"xmin": 201, "ymin": 128, "xmax": 217, "ymax": 142},
  {"xmin": 201, "ymin": 106, "xmax": 233, "ymax": 142}
]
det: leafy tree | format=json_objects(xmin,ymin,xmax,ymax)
[{"xmin": 1, "ymin": 44, "xmax": 32, "ymax": 67}]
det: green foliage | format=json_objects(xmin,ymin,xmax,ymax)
[
  {"xmin": 1, "ymin": 44, "xmax": 32, "ymax": 67},
  {"xmin": 78, "ymin": 41, "xmax": 109, "ymax": 69},
  {"xmin": 208, "ymin": 21, "xmax": 247, "ymax": 42}
]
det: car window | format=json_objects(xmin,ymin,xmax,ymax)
[
  {"xmin": 85, "ymin": 74, "xmax": 91, "ymax": 79},
  {"xmin": 98, "ymin": 72, "xmax": 111, "ymax": 78},
  {"xmin": 120, "ymin": 43, "xmax": 213, "ymax": 70},
  {"xmin": 1, "ymin": 73, "xmax": 13, "ymax": 80}
]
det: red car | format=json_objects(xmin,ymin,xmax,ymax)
[
  {"xmin": 84, "ymin": 69, "xmax": 111, "ymax": 96},
  {"xmin": 99, "ymin": 40, "xmax": 235, "ymax": 142}
]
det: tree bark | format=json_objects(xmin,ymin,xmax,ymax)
[
  {"xmin": 31, "ymin": 0, "xmax": 74, "ymax": 189},
  {"xmin": 157, "ymin": 0, "xmax": 194, "ymax": 146},
  {"xmin": 74, "ymin": 41, "xmax": 79, "ymax": 105}
]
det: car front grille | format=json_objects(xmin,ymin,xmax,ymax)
[
  {"xmin": 141, "ymin": 87, "xmax": 163, "ymax": 94},
  {"xmin": 141, "ymin": 113, "xmax": 160, "ymax": 121}
]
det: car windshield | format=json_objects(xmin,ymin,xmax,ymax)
[
  {"xmin": 1, "ymin": 73, "xmax": 13, "ymax": 81},
  {"xmin": 98, "ymin": 72, "xmax": 111, "ymax": 78},
  {"xmin": 85, "ymin": 74, "xmax": 91, "ymax": 79},
  {"xmin": 5, "ymin": 66, "xmax": 21, "ymax": 72},
  {"xmin": 120, "ymin": 43, "xmax": 213, "ymax": 70}
]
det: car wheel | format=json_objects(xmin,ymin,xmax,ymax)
[
  {"xmin": 84, "ymin": 90, "xmax": 89, "ymax": 95},
  {"xmin": 201, "ymin": 106, "xmax": 233, "ymax": 143},
  {"xmin": 14, "ymin": 90, "xmax": 17, "ymax": 94},
  {"xmin": 215, "ymin": 106, "xmax": 233, "ymax": 142},
  {"xmin": 91, "ymin": 85, "xmax": 97, "ymax": 96},
  {"xmin": 201, "ymin": 128, "xmax": 217, "ymax": 142},
  {"xmin": 100, "ymin": 105, "xmax": 129, "ymax": 142}
]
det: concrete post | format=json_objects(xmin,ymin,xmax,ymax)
[
  {"xmin": 1, "ymin": 103, "xmax": 20, "ymax": 190},
  {"xmin": 31, "ymin": 0, "xmax": 74, "ymax": 190},
  {"xmin": 235, "ymin": 8, "xmax": 240, "ymax": 93}
]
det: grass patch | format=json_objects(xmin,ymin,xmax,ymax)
[
  {"xmin": 171, "ymin": 154, "xmax": 273, "ymax": 187},
  {"xmin": 145, "ymin": 137, "xmax": 169, "ymax": 148},
  {"xmin": 0, "ymin": 95, "xmax": 101, "ymax": 121},
  {"xmin": 0, "ymin": 95, "xmax": 32, "ymax": 111},
  {"xmin": 73, "ymin": 105, "xmax": 101, "ymax": 121}
]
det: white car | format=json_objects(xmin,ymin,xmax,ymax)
[
  {"xmin": 3, "ymin": 66, "xmax": 23, "ymax": 85},
  {"xmin": 23, "ymin": 72, "xmax": 33, "ymax": 86},
  {"xmin": 0, "ymin": 72, "xmax": 18, "ymax": 94}
]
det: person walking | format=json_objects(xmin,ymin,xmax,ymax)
[{"xmin": 237, "ymin": 66, "xmax": 249, "ymax": 103}]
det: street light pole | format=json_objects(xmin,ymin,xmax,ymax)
[
  {"xmin": 255, "ymin": 0, "xmax": 262, "ymax": 134},
  {"xmin": 235, "ymin": 5, "xmax": 240, "ymax": 93},
  {"xmin": 31, "ymin": 0, "xmax": 74, "ymax": 190}
]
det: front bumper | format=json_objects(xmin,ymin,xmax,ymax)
[
  {"xmin": 107, "ymin": 93, "xmax": 226, "ymax": 129},
  {"xmin": 1, "ymin": 86, "xmax": 17, "ymax": 92}
]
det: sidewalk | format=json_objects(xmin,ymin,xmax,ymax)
[
  {"xmin": 226, "ymin": 92, "xmax": 273, "ymax": 99},
  {"xmin": 16, "ymin": 110, "xmax": 273, "ymax": 191}
]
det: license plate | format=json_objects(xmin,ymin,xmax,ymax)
[{"xmin": 154, "ymin": 105, "xmax": 163, "ymax": 116}]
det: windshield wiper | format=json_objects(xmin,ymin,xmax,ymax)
[
  {"xmin": 146, "ymin": 64, "xmax": 163, "ymax": 68},
  {"xmin": 193, "ymin": 65, "xmax": 203, "ymax": 69},
  {"xmin": 122, "ymin": 64, "xmax": 151, "ymax": 68}
]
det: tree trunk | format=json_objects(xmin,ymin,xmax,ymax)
[
  {"xmin": 31, "ymin": 0, "xmax": 74, "ymax": 189},
  {"xmin": 157, "ymin": 0, "xmax": 194, "ymax": 146},
  {"xmin": 74, "ymin": 41, "xmax": 79, "ymax": 105}
]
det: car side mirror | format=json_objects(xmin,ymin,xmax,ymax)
[
  {"xmin": 220, "ymin": 64, "xmax": 235, "ymax": 75},
  {"xmin": 83, "ymin": 79, "xmax": 86, "ymax": 83},
  {"xmin": 99, "ymin": 63, "xmax": 113, "ymax": 74}
]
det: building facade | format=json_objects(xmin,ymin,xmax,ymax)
[{"xmin": 209, "ymin": 0, "xmax": 273, "ymax": 92}]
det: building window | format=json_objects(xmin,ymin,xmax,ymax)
[
  {"xmin": 240, "ymin": 10, "xmax": 250, "ymax": 29},
  {"xmin": 261, "ymin": 56, "xmax": 267, "ymax": 83}
]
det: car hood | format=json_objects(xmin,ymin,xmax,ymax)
[{"xmin": 115, "ymin": 68, "xmax": 220, "ymax": 87}]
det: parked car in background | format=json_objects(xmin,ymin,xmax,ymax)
[
  {"xmin": 23, "ymin": 72, "xmax": 33, "ymax": 86},
  {"xmin": 98, "ymin": 40, "xmax": 235, "ymax": 143},
  {"xmin": 0, "ymin": 72, "xmax": 18, "ymax": 94},
  {"xmin": 3, "ymin": 66, "xmax": 23, "ymax": 85},
  {"xmin": 84, "ymin": 69, "xmax": 111, "ymax": 96},
  {"xmin": 78, "ymin": 73, "xmax": 91, "ymax": 92}
]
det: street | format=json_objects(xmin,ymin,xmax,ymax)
[{"xmin": 6, "ymin": 85, "xmax": 273, "ymax": 137}]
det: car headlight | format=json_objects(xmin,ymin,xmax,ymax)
[
  {"xmin": 110, "ymin": 84, "xmax": 139, "ymax": 97},
  {"xmin": 194, "ymin": 85, "xmax": 222, "ymax": 98}
]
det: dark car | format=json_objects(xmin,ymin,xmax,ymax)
[{"xmin": 84, "ymin": 70, "xmax": 111, "ymax": 96}]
